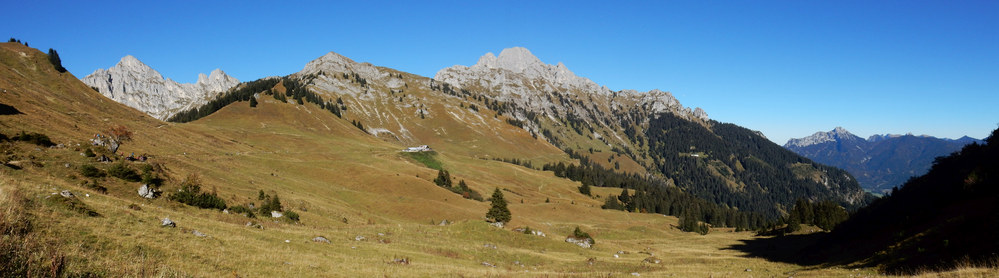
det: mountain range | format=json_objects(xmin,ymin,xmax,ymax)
[
  {"xmin": 14, "ymin": 41, "xmax": 995, "ymax": 276},
  {"xmin": 784, "ymin": 127, "xmax": 982, "ymax": 193}
]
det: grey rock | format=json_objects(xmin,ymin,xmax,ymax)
[
  {"xmin": 161, "ymin": 217, "xmax": 176, "ymax": 227},
  {"xmin": 137, "ymin": 184, "xmax": 158, "ymax": 199},
  {"xmin": 312, "ymin": 236, "xmax": 331, "ymax": 244},
  {"xmin": 192, "ymin": 230, "xmax": 206, "ymax": 237},
  {"xmin": 565, "ymin": 237, "xmax": 593, "ymax": 248},
  {"xmin": 354, "ymin": 235, "xmax": 366, "ymax": 241},
  {"xmin": 270, "ymin": 211, "xmax": 283, "ymax": 218},
  {"xmin": 59, "ymin": 190, "xmax": 74, "ymax": 198}
]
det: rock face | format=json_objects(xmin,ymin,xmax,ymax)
[
  {"xmin": 434, "ymin": 47, "xmax": 709, "ymax": 124},
  {"xmin": 785, "ymin": 127, "xmax": 982, "ymax": 193},
  {"xmin": 81, "ymin": 56, "xmax": 239, "ymax": 120}
]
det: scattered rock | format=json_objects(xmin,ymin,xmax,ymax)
[
  {"xmin": 312, "ymin": 236, "xmax": 330, "ymax": 244},
  {"xmin": 284, "ymin": 240, "xmax": 290, "ymax": 243},
  {"xmin": 642, "ymin": 256, "xmax": 661, "ymax": 264},
  {"xmin": 481, "ymin": 262, "xmax": 496, "ymax": 267},
  {"xmin": 245, "ymin": 222, "xmax": 263, "ymax": 229},
  {"xmin": 631, "ymin": 272, "xmax": 641, "ymax": 276},
  {"xmin": 222, "ymin": 209, "xmax": 230, "ymax": 214},
  {"xmin": 745, "ymin": 268, "xmax": 752, "ymax": 272},
  {"xmin": 137, "ymin": 184, "xmax": 159, "ymax": 199},
  {"xmin": 64, "ymin": 163, "xmax": 71, "ymax": 168},
  {"xmin": 192, "ymin": 230, "xmax": 206, "ymax": 237},
  {"xmin": 271, "ymin": 211, "xmax": 283, "ymax": 218},
  {"xmin": 161, "ymin": 217, "xmax": 175, "ymax": 227},
  {"xmin": 354, "ymin": 235, "xmax": 366, "ymax": 241},
  {"xmin": 586, "ymin": 257, "xmax": 596, "ymax": 265},
  {"xmin": 613, "ymin": 254, "xmax": 619, "ymax": 258},
  {"xmin": 390, "ymin": 257, "xmax": 410, "ymax": 265},
  {"xmin": 489, "ymin": 221, "xmax": 504, "ymax": 228},
  {"xmin": 59, "ymin": 190, "xmax": 74, "ymax": 198},
  {"xmin": 483, "ymin": 243, "xmax": 497, "ymax": 249},
  {"xmin": 438, "ymin": 220, "xmax": 449, "ymax": 226},
  {"xmin": 531, "ymin": 230, "xmax": 546, "ymax": 237},
  {"xmin": 565, "ymin": 237, "xmax": 593, "ymax": 248}
]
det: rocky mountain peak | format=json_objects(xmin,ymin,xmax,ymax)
[
  {"xmin": 81, "ymin": 55, "xmax": 239, "ymax": 120},
  {"xmin": 491, "ymin": 47, "xmax": 544, "ymax": 73},
  {"xmin": 785, "ymin": 127, "xmax": 861, "ymax": 148}
]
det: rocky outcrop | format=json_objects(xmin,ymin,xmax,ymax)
[
  {"xmin": 434, "ymin": 47, "xmax": 708, "ymax": 123},
  {"xmin": 565, "ymin": 237, "xmax": 593, "ymax": 248},
  {"xmin": 81, "ymin": 55, "xmax": 239, "ymax": 120}
]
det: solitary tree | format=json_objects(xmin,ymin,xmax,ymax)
[
  {"xmin": 486, "ymin": 188, "xmax": 511, "ymax": 224},
  {"xmin": 249, "ymin": 96, "xmax": 258, "ymax": 107},
  {"xmin": 104, "ymin": 125, "xmax": 133, "ymax": 154},
  {"xmin": 47, "ymin": 48, "xmax": 67, "ymax": 73}
]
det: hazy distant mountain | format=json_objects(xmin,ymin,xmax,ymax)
[
  {"xmin": 81, "ymin": 55, "xmax": 239, "ymax": 120},
  {"xmin": 785, "ymin": 127, "xmax": 982, "ymax": 193}
]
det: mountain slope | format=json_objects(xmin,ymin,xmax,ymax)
[
  {"xmin": 785, "ymin": 127, "xmax": 981, "ymax": 193},
  {"xmin": 81, "ymin": 55, "xmax": 239, "ymax": 120},
  {"xmin": 804, "ymin": 127, "xmax": 999, "ymax": 274},
  {"xmin": 434, "ymin": 47, "xmax": 870, "ymax": 217}
]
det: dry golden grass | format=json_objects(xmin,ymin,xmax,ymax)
[{"xmin": 1, "ymin": 42, "xmax": 996, "ymax": 277}]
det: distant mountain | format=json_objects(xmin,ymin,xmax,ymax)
[
  {"xmin": 785, "ymin": 127, "xmax": 982, "ymax": 193},
  {"xmin": 81, "ymin": 55, "xmax": 239, "ymax": 120}
]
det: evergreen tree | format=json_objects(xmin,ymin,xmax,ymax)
[
  {"xmin": 578, "ymin": 182, "xmax": 591, "ymax": 196},
  {"xmin": 249, "ymin": 96, "xmax": 258, "ymax": 107},
  {"xmin": 486, "ymin": 188, "xmax": 511, "ymax": 223},
  {"xmin": 47, "ymin": 48, "xmax": 67, "ymax": 73},
  {"xmin": 434, "ymin": 169, "xmax": 452, "ymax": 187}
]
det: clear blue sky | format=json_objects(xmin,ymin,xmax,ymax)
[{"xmin": 5, "ymin": 0, "xmax": 997, "ymax": 144}]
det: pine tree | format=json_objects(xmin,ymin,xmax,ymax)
[
  {"xmin": 47, "ymin": 48, "xmax": 67, "ymax": 73},
  {"xmin": 249, "ymin": 96, "xmax": 258, "ymax": 107},
  {"xmin": 486, "ymin": 188, "xmax": 511, "ymax": 223},
  {"xmin": 578, "ymin": 182, "xmax": 591, "ymax": 196}
]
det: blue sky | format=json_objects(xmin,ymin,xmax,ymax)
[{"xmin": 5, "ymin": 0, "xmax": 997, "ymax": 144}]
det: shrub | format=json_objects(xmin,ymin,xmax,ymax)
[
  {"xmin": 83, "ymin": 148, "xmax": 96, "ymax": 157},
  {"xmin": 80, "ymin": 180, "xmax": 106, "ymax": 194},
  {"xmin": 169, "ymin": 174, "xmax": 227, "ymax": 210},
  {"xmin": 79, "ymin": 164, "xmax": 104, "ymax": 178},
  {"xmin": 107, "ymin": 162, "xmax": 141, "ymax": 182},
  {"xmin": 572, "ymin": 226, "xmax": 595, "ymax": 244},
  {"xmin": 140, "ymin": 166, "xmax": 164, "ymax": 187},
  {"xmin": 228, "ymin": 205, "xmax": 256, "ymax": 218},
  {"xmin": 284, "ymin": 210, "xmax": 300, "ymax": 222},
  {"xmin": 13, "ymin": 131, "xmax": 54, "ymax": 147}
]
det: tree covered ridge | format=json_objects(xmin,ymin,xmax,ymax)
[
  {"xmin": 643, "ymin": 113, "xmax": 871, "ymax": 218},
  {"xmin": 805, "ymin": 127, "xmax": 999, "ymax": 274}
]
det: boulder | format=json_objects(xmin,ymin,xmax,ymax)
[
  {"xmin": 312, "ymin": 236, "xmax": 331, "ymax": 244},
  {"xmin": 271, "ymin": 211, "xmax": 283, "ymax": 218},
  {"xmin": 59, "ymin": 190, "xmax": 74, "ymax": 198},
  {"xmin": 192, "ymin": 230, "xmax": 207, "ymax": 237},
  {"xmin": 438, "ymin": 220, "xmax": 449, "ymax": 226},
  {"xmin": 489, "ymin": 221, "xmax": 504, "ymax": 228},
  {"xmin": 565, "ymin": 237, "xmax": 593, "ymax": 248},
  {"xmin": 137, "ymin": 184, "xmax": 158, "ymax": 199},
  {"xmin": 161, "ymin": 217, "xmax": 176, "ymax": 227},
  {"xmin": 354, "ymin": 235, "xmax": 366, "ymax": 241}
]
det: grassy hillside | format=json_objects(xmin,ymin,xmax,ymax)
[{"xmin": 1, "ymin": 42, "xmax": 995, "ymax": 277}]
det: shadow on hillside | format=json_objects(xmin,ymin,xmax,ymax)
[
  {"xmin": 0, "ymin": 103, "xmax": 22, "ymax": 115},
  {"xmin": 724, "ymin": 233, "xmax": 871, "ymax": 268}
]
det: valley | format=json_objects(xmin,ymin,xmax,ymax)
[{"xmin": 1, "ymin": 40, "xmax": 997, "ymax": 277}]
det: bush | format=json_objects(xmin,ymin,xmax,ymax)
[
  {"xmin": 79, "ymin": 164, "xmax": 104, "ymax": 178},
  {"xmin": 83, "ymin": 148, "xmax": 96, "ymax": 157},
  {"xmin": 169, "ymin": 174, "xmax": 227, "ymax": 211},
  {"xmin": 107, "ymin": 162, "xmax": 141, "ymax": 182},
  {"xmin": 228, "ymin": 205, "xmax": 256, "ymax": 218},
  {"xmin": 139, "ymin": 165, "xmax": 164, "ymax": 187},
  {"xmin": 80, "ymin": 180, "xmax": 106, "ymax": 194},
  {"xmin": 284, "ymin": 210, "xmax": 300, "ymax": 222},
  {"xmin": 572, "ymin": 226, "xmax": 595, "ymax": 244},
  {"xmin": 13, "ymin": 131, "xmax": 54, "ymax": 147}
]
